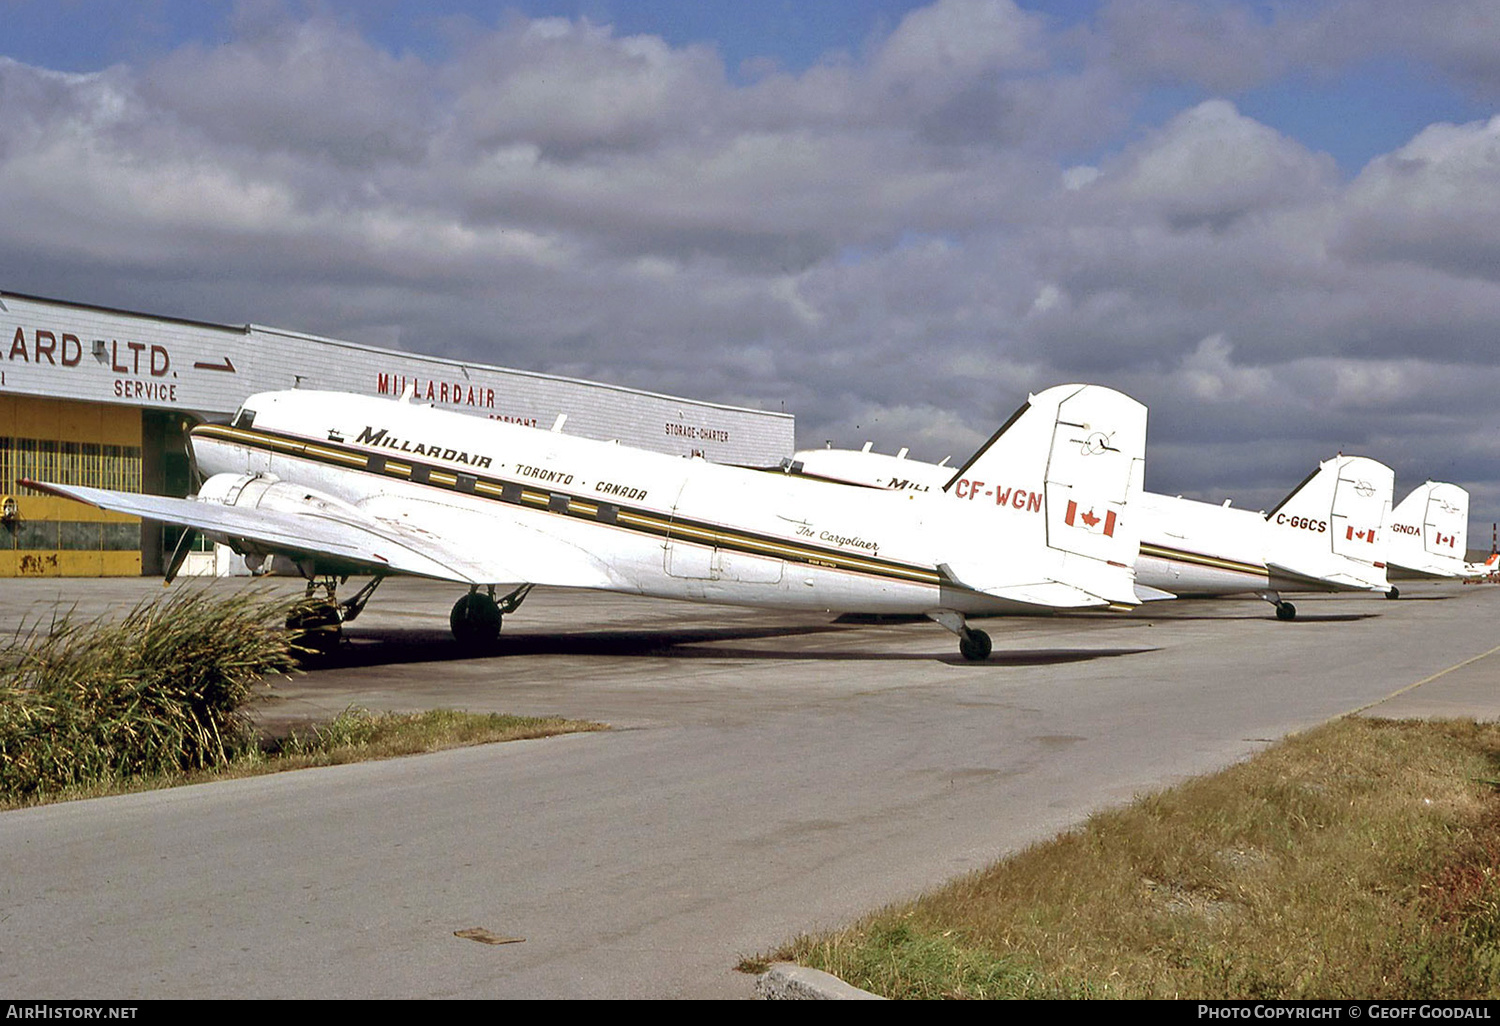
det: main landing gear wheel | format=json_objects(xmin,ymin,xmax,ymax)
[
  {"xmin": 1387, "ymin": 586, "xmax": 1400, "ymax": 600},
  {"xmin": 285, "ymin": 575, "xmax": 383, "ymax": 657},
  {"xmin": 287, "ymin": 597, "xmax": 343, "ymax": 655},
  {"xmin": 1274, "ymin": 601, "xmax": 1297, "ymax": 621},
  {"xmin": 449, "ymin": 584, "xmax": 531, "ymax": 648},
  {"xmin": 451, "ymin": 591, "xmax": 502, "ymax": 648},
  {"xmin": 959, "ymin": 627, "xmax": 993, "ymax": 662}
]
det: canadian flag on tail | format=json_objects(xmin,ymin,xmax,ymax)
[
  {"xmin": 1346, "ymin": 525, "xmax": 1377, "ymax": 543},
  {"xmin": 1065, "ymin": 500, "xmax": 1116, "ymax": 537},
  {"xmin": 1435, "ymin": 532, "xmax": 1456, "ymax": 548}
]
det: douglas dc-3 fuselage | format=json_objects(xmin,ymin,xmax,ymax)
[{"xmin": 28, "ymin": 383, "xmax": 1148, "ymax": 660}]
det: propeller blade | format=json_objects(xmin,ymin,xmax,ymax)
[{"xmin": 164, "ymin": 527, "xmax": 199, "ymax": 585}]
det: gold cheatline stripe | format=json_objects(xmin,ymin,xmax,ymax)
[
  {"xmin": 661, "ymin": 518, "xmax": 937, "ymax": 583},
  {"xmin": 1139, "ymin": 542, "xmax": 1263, "ymax": 577},
  {"xmin": 617, "ymin": 510, "xmax": 670, "ymax": 531},
  {"xmin": 201, "ymin": 424, "xmax": 942, "ymax": 587},
  {"xmin": 304, "ymin": 444, "xmax": 367, "ymax": 467}
]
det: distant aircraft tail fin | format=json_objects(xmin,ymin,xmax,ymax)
[
  {"xmin": 1386, "ymin": 482, "xmax": 1468, "ymax": 578},
  {"xmin": 940, "ymin": 383, "xmax": 1146, "ymax": 607},
  {"xmin": 1264, "ymin": 455, "xmax": 1393, "ymax": 591}
]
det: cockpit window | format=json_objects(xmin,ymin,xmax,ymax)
[{"xmin": 232, "ymin": 408, "xmax": 256, "ymax": 429}]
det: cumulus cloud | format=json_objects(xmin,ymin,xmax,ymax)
[
  {"xmin": 137, "ymin": 16, "xmax": 433, "ymax": 167},
  {"xmin": 1093, "ymin": 0, "xmax": 1500, "ymax": 100},
  {"xmin": 1335, "ymin": 115, "xmax": 1500, "ymax": 280},
  {"xmin": 1108, "ymin": 100, "xmax": 1339, "ymax": 229}
]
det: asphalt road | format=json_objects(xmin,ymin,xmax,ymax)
[{"xmin": 1, "ymin": 577, "xmax": 1497, "ymax": 998}]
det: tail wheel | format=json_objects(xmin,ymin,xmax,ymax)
[
  {"xmin": 959, "ymin": 627, "xmax": 992, "ymax": 662},
  {"xmin": 451, "ymin": 591, "xmax": 502, "ymax": 648},
  {"xmin": 1386, "ymin": 587, "xmax": 1400, "ymax": 600},
  {"xmin": 1275, "ymin": 601, "xmax": 1297, "ymax": 621}
]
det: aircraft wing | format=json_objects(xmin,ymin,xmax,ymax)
[{"xmin": 22, "ymin": 480, "xmax": 617, "ymax": 589}]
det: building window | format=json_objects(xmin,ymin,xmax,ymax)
[{"xmin": 0, "ymin": 437, "xmax": 143, "ymax": 493}]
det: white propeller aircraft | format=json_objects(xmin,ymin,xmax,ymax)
[
  {"xmin": 1383, "ymin": 481, "xmax": 1469, "ymax": 588},
  {"xmin": 791, "ymin": 443, "xmax": 1394, "ymax": 620},
  {"xmin": 1465, "ymin": 552, "xmax": 1500, "ymax": 579},
  {"xmin": 1132, "ymin": 455, "xmax": 1393, "ymax": 617},
  {"xmin": 25, "ymin": 383, "xmax": 1147, "ymax": 660},
  {"xmin": 787, "ymin": 443, "xmax": 952, "ymax": 494}
]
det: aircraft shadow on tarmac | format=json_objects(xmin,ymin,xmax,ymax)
[
  {"xmin": 1130, "ymin": 611, "xmax": 1380, "ymax": 624},
  {"xmin": 310, "ymin": 626, "xmax": 1157, "ymax": 669}
]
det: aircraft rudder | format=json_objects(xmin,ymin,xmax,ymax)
[
  {"xmin": 1041, "ymin": 384, "xmax": 1147, "ymax": 564},
  {"xmin": 1328, "ymin": 456, "xmax": 1394, "ymax": 561}
]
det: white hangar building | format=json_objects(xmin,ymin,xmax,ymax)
[{"xmin": 0, "ymin": 290, "xmax": 795, "ymax": 577}]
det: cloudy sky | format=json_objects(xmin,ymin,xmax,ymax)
[{"xmin": 4, "ymin": 1, "xmax": 1500, "ymax": 532}]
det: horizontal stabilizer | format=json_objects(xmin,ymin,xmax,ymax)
[
  {"xmin": 1133, "ymin": 583, "xmax": 1177, "ymax": 602},
  {"xmin": 939, "ymin": 561, "xmax": 1133, "ymax": 609},
  {"xmin": 1266, "ymin": 561, "xmax": 1383, "ymax": 593},
  {"xmin": 980, "ymin": 580, "xmax": 1127, "ymax": 609}
]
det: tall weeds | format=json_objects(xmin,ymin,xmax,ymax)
[
  {"xmin": 764, "ymin": 718, "xmax": 1500, "ymax": 999},
  {"xmin": 0, "ymin": 587, "xmax": 298, "ymax": 800}
]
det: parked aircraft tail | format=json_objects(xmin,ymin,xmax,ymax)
[
  {"xmin": 938, "ymin": 384, "xmax": 1146, "ymax": 608},
  {"xmin": 1385, "ymin": 481, "xmax": 1468, "ymax": 578},
  {"xmin": 1466, "ymin": 552, "xmax": 1500, "ymax": 578},
  {"xmin": 1263, "ymin": 454, "xmax": 1393, "ymax": 592}
]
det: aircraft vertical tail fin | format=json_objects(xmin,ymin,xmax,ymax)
[
  {"xmin": 1386, "ymin": 482, "xmax": 1468, "ymax": 577},
  {"xmin": 940, "ymin": 384, "xmax": 1146, "ymax": 607},
  {"xmin": 1264, "ymin": 455, "xmax": 1393, "ymax": 591}
]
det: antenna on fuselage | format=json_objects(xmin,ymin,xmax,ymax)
[{"xmin": 400, "ymin": 382, "xmax": 416, "ymax": 403}]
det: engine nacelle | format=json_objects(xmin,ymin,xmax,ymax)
[
  {"xmin": 193, "ymin": 473, "xmax": 368, "ymax": 574},
  {"xmin": 196, "ymin": 472, "xmax": 364, "ymax": 518}
]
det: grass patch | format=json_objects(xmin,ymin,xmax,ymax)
[
  {"xmin": 754, "ymin": 717, "xmax": 1500, "ymax": 999},
  {"xmin": 0, "ymin": 590, "xmax": 605, "ymax": 809},
  {"xmin": 0, "ymin": 586, "xmax": 299, "ymax": 801},
  {"xmin": 264, "ymin": 706, "xmax": 606, "ymax": 770}
]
